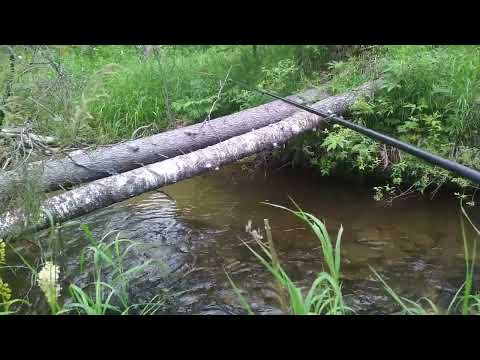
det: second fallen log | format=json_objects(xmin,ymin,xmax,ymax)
[
  {"xmin": 0, "ymin": 80, "xmax": 381, "ymax": 204},
  {"xmin": 0, "ymin": 95, "xmax": 360, "ymax": 240},
  {"xmin": 0, "ymin": 88, "xmax": 327, "ymax": 203}
]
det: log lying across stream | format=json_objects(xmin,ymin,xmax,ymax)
[
  {"xmin": 0, "ymin": 88, "xmax": 328, "ymax": 202},
  {"xmin": 0, "ymin": 80, "xmax": 381, "ymax": 239}
]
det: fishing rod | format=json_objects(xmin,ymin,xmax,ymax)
[{"xmin": 227, "ymin": 78, "xmax": 480, "ymax": 185}]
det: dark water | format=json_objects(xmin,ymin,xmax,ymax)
[{"xmin": 6, "ymin": 164, "xmax": 480, "ymax": 314}]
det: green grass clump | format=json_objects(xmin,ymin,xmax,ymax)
[
  {"xmin": 67, "ymin": 45, "xmax": 332, "ymax": 140},
  {"xmin": 229, "ymin": 200, "xmax": 351, "ymax": 315},
  {"xmin": 2, "ymin": 224, "xmax": 167, "ymax": 315},
  {"xmin": 0, "ymin": 238, "xmax": 30, "ymax": 314},
  {"xmin": 59, "ymin": 225, "xmax": 167, "ymax": 315},
  {"xmin": 1, "ymin": 45, "xmax": 346, "ymax": 145}
]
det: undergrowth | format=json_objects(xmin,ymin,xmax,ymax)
[
  {"xmin": 0, "ymin": 45, "xmax": 344, "ymax": 144},
  {"xmin": 301, "ymin": 45, "xmax": 480, "ymax": 202},
  {"xmin": 1, "ymin": 224, "xmax": 167, "ymax": 315},
  {"xmin": 3, "ymin": 45, "xmax": 479, "ymax": 200}
]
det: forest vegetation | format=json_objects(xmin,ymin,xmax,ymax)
[{"xmin": 1, "ymin": 45, "xmax": 479, "ymax": 315}]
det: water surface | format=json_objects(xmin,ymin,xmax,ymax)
[{"xmin": 7, "ymin": 163, "xmax": 480, "ymax": 314}]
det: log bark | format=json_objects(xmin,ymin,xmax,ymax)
[
  {"xmin": 0, "ymin": 88, "xmax": 328, "ymax": 203},
  {"xmin": 0, "ymin": 80, "xmax": 381, "ymax": 240}
]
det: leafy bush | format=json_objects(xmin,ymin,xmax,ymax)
[{"xmin": 303, "ymin": 45, "xmax": 480, "ymax": 200}]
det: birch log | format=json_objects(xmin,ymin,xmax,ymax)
[
  {"xmin": 0, "ymin": 88, "xmax": 328, "ymax": 203},
  {"xmin": 0, "ymin": 80, "xmax": 381, "ymax": 240}
]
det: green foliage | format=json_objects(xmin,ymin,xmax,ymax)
[
  {"xmin": 328, "ymin": 47, "xmax": 384, "ymax": 94},
  {"xmin": 59, "ymin": 225, "xmax": 166, "ymax": 315},
  {"xmin": 230, "ymin": 200, "xmax": 351, "ymax": 315},
  {"xmin": 379, "ymin": 46, "xmax": 480, "ymax": 141},
  {"xmin": 293, "ymin": 45, "xmax": 331, "ymax": 73},
  {"xmin": 3, "ymin": 224, "xmax": 166, "ymax": 315},
  {"xmin": 0, "ymin": 239, "xmax": 29, "ymax": 314},
  {"xmin": 302, "ymin": 45, "xmax": 480, "ymax": 199},
  {"xmin": 0, "ymin": 239, "xmax": 5, "ymax": 264},
  {"xmin": 229, "ymin": 57, "xmax": 303, "ymax": 110},
  {"xmin": 0, "ymin": 239, "xmax": 12, "ymax": 305},
  {"xmin": 459, "ymin": 204, "xmax": 479, "ymax": 314},
  {"xmin": 308, "ymin": 125, "xmax": 380, "ymax": 177},
  {"xmin": 259, "ymin": 58, "xmax": 302, "ymax": 93},
  {"xmin": 61, "ymin": 45, "xmax": 313, "ymax": 139},
  {"xmin": 0, "ymin": 278, "xmax": 12, "ymax": 305},
  {"xmin": 1, "ymin": 45, "xmax": 351, "ymax": 144},
  {"xmin": 9, "ymin": 45, "xmax": 478, "ymax": 201}
]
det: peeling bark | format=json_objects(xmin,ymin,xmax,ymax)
[
  {"xmin": 0, "ymin": 80, "xmax": 381, "ymax": 240},
  {"xmin": 0, "ymin": 87, "xmax": 329, "ymax": 203}
]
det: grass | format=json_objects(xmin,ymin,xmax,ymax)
[
  {"xmin": 1, "ymin": 224, "xmax": 167, "ymax": 315},
  {"xmin": 0, "ymin": 45, "xmax": 341, "ymax": 146},
  {"xmin": 0, "ymin": 45, "xmax": 346, "ymax": 217},
  {"xmin": 3, "ymin": 45, "xmax": 479, "ymax": 196},
  {"xmin": 67, "ymin": 45, "xmax": 335, "ymax": 141},
  {"xmin": 59, "ymin": 224, "xmax": 168, "ymax": 315},
  {"xmin": 230, "ymin": 199, "xmax": 351, "ymax": 315}
]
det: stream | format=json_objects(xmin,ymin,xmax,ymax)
[{"xmin": 6, "ymin": 163, "xmax": 480, "ymax": 314}]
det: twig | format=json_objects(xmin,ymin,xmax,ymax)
[
  {"xmin": 131, "ymin": 124, "xmax": 153, "ymax": 140},
  {"xmin": 429, "ymin": 181, "xmax": 444, "ymax": 200},
  {"xmin": 3, "ymin": 46, "xmax": 15, "ymax": 101},
  {"xmin": 26, "ymin": 96, "xmax": 57, "ymax": 118},
  {"xmin": 198, "ymin": 67, "xmax": 236, "ymax": 163},
  {"xmin": 263, "ymin": 218, "xmax": 289, "ymax": 313},
  {"xmin": 264, "ymin": 219, "xmax": 278, "ymax": 270},
  {"xmin": 201, "ymin": 66, "xmax": 232, "ymax": 126},
  {"xmin": 460, "ymin": 202, "xmax": 480, "ymax": 236},
  {"xmin": 384, "ymin": 183, "xmax": 417, "ymax": 206}
]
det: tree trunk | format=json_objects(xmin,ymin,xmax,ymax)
[
  {"xmin": 0, "ymin": 80, "xmax": 381, "ymax": 240},
  {"xmin": 0, "ymin": 87, "xmax": 329, "ymax": 204}
]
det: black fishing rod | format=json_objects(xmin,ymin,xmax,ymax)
[{"xmin": 228, "ymin": 78, "xmax": 480, "ymax": 185}]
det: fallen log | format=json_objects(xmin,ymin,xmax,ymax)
[
  {"xmin": 0, "ymin": 128, "xmax": 57, "ymax": 145},
  {"xmin": 0, "ymin": 80, "xmax": 381, "ymax": 239},
  {"xmin": 0, "ymin": 88, "xmax": 328, "ymax": 203}
]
